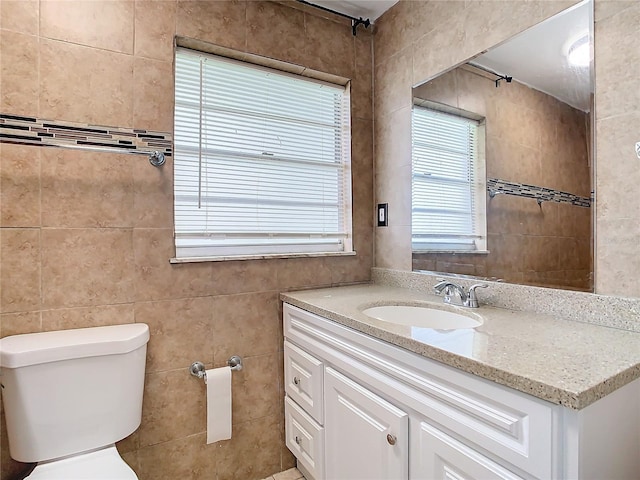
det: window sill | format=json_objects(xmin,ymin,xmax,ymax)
[
  {"xmin": 170, "ymin": 251, "xmax": 357, "ymax": 264},
  {"xmin": 413, "ymin": 250, "xmax": 490, "ymax": 255}
]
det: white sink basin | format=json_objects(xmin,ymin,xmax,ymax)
[{"xmin": 361, "ymin": 305, "xmax": 482, "ymax": 330}]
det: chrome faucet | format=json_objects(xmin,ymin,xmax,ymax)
[{"xmin": 433, "ymin": 281, "xmax": 488, "ymax": 308}]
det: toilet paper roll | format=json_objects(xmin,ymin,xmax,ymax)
[{"xmin": 205, "ymin": 366, "xmax": 232, "ymax": 444}]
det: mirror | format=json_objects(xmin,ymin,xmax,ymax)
[{"xmin": 411, "ymin": 0, "xmax": 593, "ymax": 292}]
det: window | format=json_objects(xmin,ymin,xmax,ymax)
[
  {"xmin": 411, "ymin": 104, "xmax": 487, "ymax": 252},
  {"xmin": 173, "ymin": 48, "xmax": 352, "ymax": 260}
]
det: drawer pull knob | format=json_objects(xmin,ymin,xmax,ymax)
[
  {"xmin": 295, "ymin": 436, "xmax": 302, "ymax": 445},
  {"xmin": 386, "ymin": 434, "xmax": 397, "ymax": 446},
  {"xmin": 293, "ymin": 376, "xmax": 300, "ymax": 385}
]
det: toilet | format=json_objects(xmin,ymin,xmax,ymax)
[{"xmin": 0, "ymin": 323, "xmax": 150, "ymax": 479}]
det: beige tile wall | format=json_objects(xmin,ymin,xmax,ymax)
[
  {"xmin": 593, "ymin": 1, "xmax": 640, "ymax": 296},
  {"xmin": 0, "ymin": 1, "xmax": 373, "ymax": 479},
  {"xmin": 411, "ymin": 66, "xmax": 592, "ymax": 290},
  {"xmin": 374, "ymin": 0, "xmax": 640, "ymax": 299}
]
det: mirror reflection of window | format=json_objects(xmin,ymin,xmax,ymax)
[
  {"xmin": 410, "ymin": 0, "xmax": 593, "ymax": 292},
  {"xmin": 411, "ymin": 103, "xmax": 487, "ymax": 254}
]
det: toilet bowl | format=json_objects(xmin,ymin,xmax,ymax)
[{"xmin": 0, "ymin": 324, "xmax": 150, "ymax": 479}]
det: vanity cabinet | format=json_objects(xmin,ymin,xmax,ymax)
[{"xmin": 283, "ymin": 302, "xmax": 640, "ymax": 480}]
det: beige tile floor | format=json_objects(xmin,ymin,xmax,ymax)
[{"xmin": 261, "ymin": 467, "xmax": 305, "ymax": 480}]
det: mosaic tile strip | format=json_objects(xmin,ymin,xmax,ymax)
[
  {"xmin": 487, "ymin": 178, "xmax": 591, "ymax": 208},
  {"xmin": 0, "ymin": 113, "xmax": 172, "ymax": 159}
]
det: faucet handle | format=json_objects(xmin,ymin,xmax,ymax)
[
  {"xmin": 433, "ymin": 280, "xmax": 456, "ymax": 305},
  {"xmin": 433, "ymin": 280, "xmax": 451, "ymax": 294},
  {"xmin": 466, "ymin": 283, "xmax": 488, "ymax": 308}
]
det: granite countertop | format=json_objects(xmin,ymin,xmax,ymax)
[{"xmin": 281, "ymin": 284, "xmax": 640, "ymax": 410}]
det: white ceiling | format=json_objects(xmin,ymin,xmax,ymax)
[
  {"xmin": 310, "ymin": 0, "xmax": 399, "ymax": 22},
  {"xmin": 324, "ymin": 0, "xmax": 592, "ymax": 113},
  {"xmin": 471, "ymin": 1, "xmax": 592, "ymax": 112}
]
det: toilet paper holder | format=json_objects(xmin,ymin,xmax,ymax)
[{"xmin": 189, "ymin": 356, "xmax": 243, "ymax": 381}]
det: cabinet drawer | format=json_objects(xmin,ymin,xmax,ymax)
[
  {"xmin": 412, "ymin": 420, "xmax": 526, "ymax": 480},
  {"xmin": 284, "ymin": 340, "xmax": 324, "ymax": 424},
  {"xmin": 285, "ymin": 396, "xmax": 325, "ymax": 480}
]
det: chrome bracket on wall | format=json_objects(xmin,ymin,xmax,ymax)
[
  {"xmin": 295, "ymin": 0, "xmax": 370, "ymax": 35},
  {"xmin": 148, "ymin": 151, "xmax": 165, "ymax": 167},
  {"xmin": 189, "ymin": 356, "xmax": 243, "ymax": 382}
]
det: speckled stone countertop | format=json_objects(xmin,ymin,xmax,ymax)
[{"xmin": 281, "ymin": 284, "xmax": 640, "ymax": 410}]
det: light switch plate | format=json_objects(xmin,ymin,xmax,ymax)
[{"xmin": 377, "ymin": 203, "xmax": 388, "ymax": 227}]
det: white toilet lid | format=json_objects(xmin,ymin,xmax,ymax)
[{"xmin": 26, "ymin": 445, "xmax": 137, "ymax": 480}]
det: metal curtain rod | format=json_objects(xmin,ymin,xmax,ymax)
[
  {"xmin": 295, "ymin": 0, "xmax": 371, "ymax": 35},
  {"xmin": 467, "ymin": 62, "xmax": 513, "ymax": 88}
]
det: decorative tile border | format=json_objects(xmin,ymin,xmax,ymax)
[
  {"xmin": 487, "ymin": 178, "xmax": 591, "ymax": 208},
  {"xmin": 0, "ymin": 113, "xmax": 172, "ymax": 158}
]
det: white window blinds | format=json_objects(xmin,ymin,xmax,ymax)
[
  {"xmin": 173, "ymin": 48, "xmax": 352, "ymax": 259},
  {"xmin": 411, "ymin": 106, "xmax": 485, "ymax": 252}
]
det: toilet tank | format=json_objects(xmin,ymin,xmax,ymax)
[{"xmin": 0, "ymin": 323, "xmax": 150, "ymax": 463}]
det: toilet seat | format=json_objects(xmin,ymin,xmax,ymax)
[{"xmin": 26, "ymin": 445, "xmax": 137, "ymax": 479}]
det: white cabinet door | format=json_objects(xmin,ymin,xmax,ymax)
[
  {"xmin": 412, "ymin": 419, "xmax": 527, "ymax": 480},
  {"xmin": 324, "ymin": 367, "xmax": 408, "ymax": 480}
]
